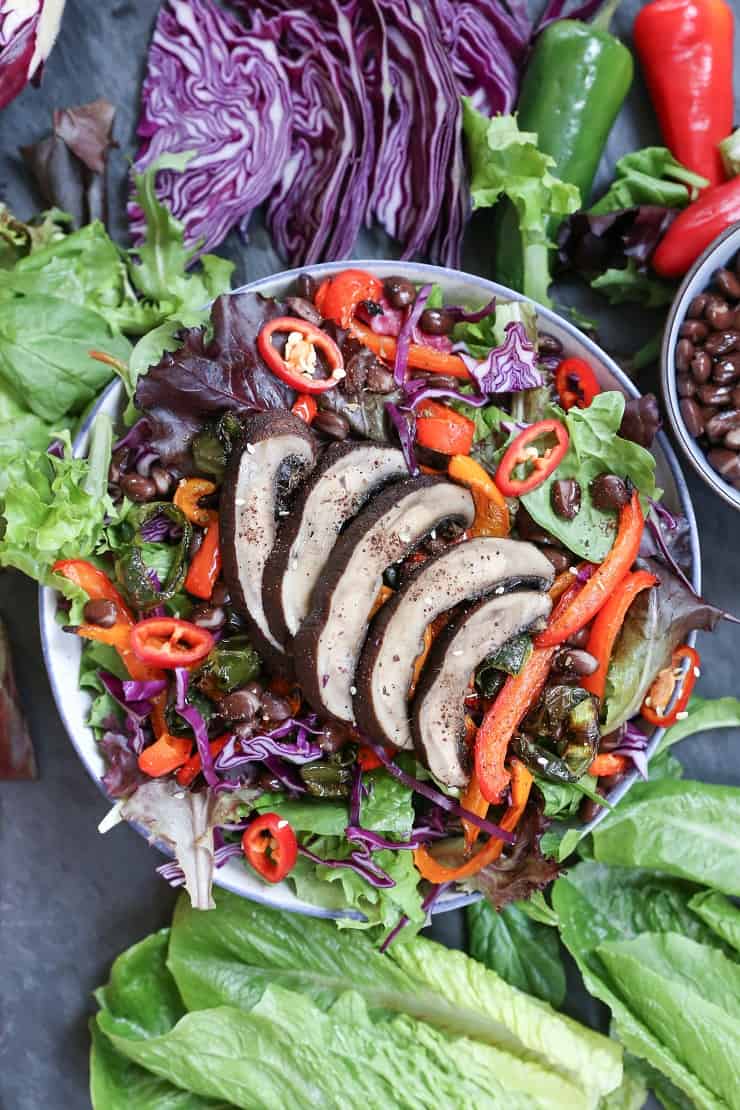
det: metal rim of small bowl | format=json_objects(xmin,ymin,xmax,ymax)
[
  {"xmin": 39, "ymin": 259, "xmax": 701, "ymax": 919},
  {"xmin": 661, "ymin": 220, "xmax": 740, "ymax": 512}
]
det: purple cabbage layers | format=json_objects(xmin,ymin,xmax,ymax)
[
  {"xmin": 131, "ymin": 0, "xmax": 552, "ymax": 266},
  {"xmin": 129, "ymin": 0, "xmax": 291, "ymax": 253}
]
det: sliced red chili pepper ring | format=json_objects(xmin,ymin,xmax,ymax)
[
  {"xmin": 131, "ymin": 617, "xmax": 215, "ymax": 670},
  {"xmin": 554, "ymin": 357, "xmax": 601, "ymax": 411},
  {"xmin": 641, "ymin": 644, "xmax": 700, "ymax": 728},
  {"xmin": 258, "ymin": 316, "xmax": 345, "ymax": 394},
  {"xmin": 495, "ymin": 419, "xmax": 569, "ymax": 497},
  {"xmin": 242, "ymin": 813, "xmax": 298, "ymax": 883}
]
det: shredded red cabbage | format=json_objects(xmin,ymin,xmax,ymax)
[
  {"xmin": 394, "ymin": 284, "xmax": 432, "ymax": 386},
  {"xmin": 174, "ymin": 667, "xmax": 218, "ymax": 788},
  {"xmin": 361, "ymin": 737, "xmax": 516, "ymax": 843},
  {"xmin": 157, "ymin": 860, "xmax": 187, "ymax": 887},
  {"xmin": 612, "ymin": 722, "xmax": 649, "ymax": 780},
  {"xmin": 299, "ymin": 844, "xmax": 396, "ymax": 889},
  {"xmin": 460, "ymin": 322, "xmax": 543, "ymax": 394},
  {"xmin": 443, "ymin": 296, "xmax": 497, "ymax": 324},
  {"xmin": 385, "ymin": 402, "xmax": 418, "ymax": 477},
  {"xmin": 379, "ymin": 879, "xmax": 450, "ymax": 951},
  {"xmin": 356, "ymin": 297, "xmax": 454, "ymax": 353},
  {"xmin": 215, "ymin": 727, "xmax": 322, "ymax": 770},
  {"xmin": 99, "ymin": 671, "xmax": 161, "ymax": 724},
  {"xmin": 131, "ymin": 0, "xmax": 292, "ymax": 253}
]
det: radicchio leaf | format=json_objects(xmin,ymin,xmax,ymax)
[
  {"xmin": 557, "ymin": 206, "xmax": 677, "ymax": 278},
  {"xmin": 130, "ymin": 0, "xmax": 291, "ymax": 254},
  {"xmin": 461, "ymin": 801, "xmax": 561, "ymax": 910}
]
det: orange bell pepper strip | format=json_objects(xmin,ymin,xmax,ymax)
[
  {"xmin": 139, "ymin": 733, "xmax": 192, "ymax": 777},
  {"xmin": 461, "ymin": 774, "xmax": 489, "ymax": 855},
  {"xmin": 173, "ymin": 478, "xmax": 217, "ymax": 527},
  {"xmin": 535, "ymin": 491, "xmax": 645, "ymax": 649},
  {"xmin": 349, "ymin": 320, "xmax": 471, "ymax": 379},
  {"xmin": 184, "ymin": 517, "xmax": 222, "ymax": 600},
  {"xmin": 408, "ymin": 624, "xmax": 436, "ymax": 699},
  {"xmin": 549, "ymin": 569, "xmax": 576, "ymax": 604},
  {"xmin": 52, "ymin": 559, "xmax": 161, "ymax": 683},
  {"xmin": 581, "ymin": 569, "xmax": 658, "ymax": 702},
  {"xmin": 588, "ymin": 753, "xmax": 630, "ymax": 778},
  {"xmin": 369, "ymin": 584, "xmax": 394, "ymax": 621},
  {"xmin": 448, "ymin": 455, "xmax": 510, "ymax": 538},
  {"xmin": 413, "ymin": 759, "xmax": 533, "ymax": 882},
  {"xmin": 175, "ymin": 734, "xmax": 230, "ymax": 786}
]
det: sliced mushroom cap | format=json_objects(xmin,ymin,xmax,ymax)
[
  {"xmin": 220, "ymin": 411, "xmax": 316, "ymax": 660},
  {"xmin": 412, "ymin": 590, "xmax": 552, "ymax": 788},
  {"xmin": 294, "ymin": 477, "xmax": 475, "ymax": 721},
  {"xmin": 355, "ymin": 538, "xmax": 554, "ymax": 751},
  {"xmin": 262, "ymin": 442, "xmax": 407, "ymax": 644}
]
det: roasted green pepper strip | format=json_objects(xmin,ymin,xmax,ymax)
[
  {"xmin": 193, "ymin": 635, "xmax": 261, "ymax": 695},
  {"xmin": 495, "ymin": 11, "xmax": 633, "ymax": 293},
  {"xmin": 115, "ymin": 503, "xmax": 192, "ymax": 610}
]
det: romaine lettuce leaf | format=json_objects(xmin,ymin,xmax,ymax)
[
  {"xmin": 467, "ymin": 899, "xmax": 566, "ymax": 1007},
  {"xmin": 689, "ymin": 891, "xmax": 740, "ymax": 955},
  {"xmin": 655, "ymin": 695, "xmax": 740, "ymax": 755}
]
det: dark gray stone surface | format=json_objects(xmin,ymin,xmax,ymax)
[{"xmin": 0, "ymin": 3, "xmax": 738, "ymax": 1108}]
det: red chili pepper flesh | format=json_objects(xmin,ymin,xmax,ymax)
[
  {"xmin": 415, "ymin": 400, "xmax": 475, "ymax": 456},
  {"xmin": 641, "ymin": 644, "xmax": 700, "ymax": 727},
  {"xmin": 258, "ymin": 316, "xmax": 345, "ymax": 394},
  {"xmin": 131, "ymin": 617, "xmax": 214, "ymax": 670},
  {"xmin": 313, "ymin": 269, "xmax": 383, "ymax": 327},
  {"xmin": 242, "ymin": 813, "xmax": 298, "ymax": 883},
  {"xmin": 494, "ymin": 419, "xmax": 569, "ymax": 497},
  {"xmin": 554, "ymin": 358, "xmax": 601, "ymax": 411},
  {"xmin": 184, "ymin": 517, "xmax": 221, "ymax": 600},
  {"xmin": 291, "ymin": 393, "xmax": 318, "ymax": 424}
]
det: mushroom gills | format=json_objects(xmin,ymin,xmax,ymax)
[
  {"xmin": 220, "ymin": 411, "xmax": 316, "ymax": 660},
  {"xmin": 294, "ymin": 476, "xmax": 475, "ymax": 722},
  {"xmin": 263, "ymin": 442, "xmax": 408, "ymax": 644},
  {"xmin": 412, "ymin": 590, "xmax": 552, "ymax": 789},
  {"xmin": 355, "ymin": 537, "xmax": 554, "ymax": 751}
]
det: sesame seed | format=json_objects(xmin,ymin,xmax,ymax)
[
  {"xmin": 246, "ymin": 442, "xmax": 255, "ymax": 455},
  {"xmin": 350, "ymin": 685, "xmax": 357, "ymax": 695},
  {"xmin": 693, "ymin": 666, "xmax": 701, "ymax": 678}
]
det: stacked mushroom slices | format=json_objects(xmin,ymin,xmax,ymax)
[{"xmin": 221, "ymin": 412, "xmax": 555, "ymax": 788}]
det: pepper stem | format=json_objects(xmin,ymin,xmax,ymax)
[{"xmin": 591, "ymin": 0, "xmax": 622, "ymax": 32}]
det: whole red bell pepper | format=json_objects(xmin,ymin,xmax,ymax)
[
  {"xmin": 652, "ymin": 176, "xmax": 740, "ymax": 278},
  {"xmin": 634, "ymin": 0, "xmax": 734, "ymax": 187}
]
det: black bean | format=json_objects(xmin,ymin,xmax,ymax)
[
  {"xmin": 259, "ymin": 691, "xmax": 292, "ymax": 723},
  {"xmin": 705, "ymin": 409, "xmax": 740, "ymax": 441},
  {"xmin": 724, "ymin": 427, "xmax": 740, "ymax": 450},
  {"xmin": 543, "ymin": 548, "xmax": 571, "ymax": 574},
  {"xmin": 538, "ymin": 332, "xmax": 563, "ymax": 356},
  {"xmin": 690, "ymin": 349, "xmax": 713, "ymax": 383},
  {"xmin": 285, "ymin": 295, "xmax": 323, "ymax": 326},
  {"xmin": 708, "ymin": 448, "xmax": 740, "ymax": 487},
  {"xmin": 599, "ymin": 725, "xmax": 627, "ymax": 752},
  {"xmin": 677, "ymin": 374, "xmax": 696, "ymax": 398},
  {"xmin": 151, "ymin": 466, "xmax": 172, "ymax": 497},
  {"xmin": 704, "ymin": 330, "xmax": 740, "ymax": 356},
  {"xmin": 221, "ymin": 687, "xmax": 262, "ymax": 722},
  {"xmin": 312, "ymin": 409, "xmax": 350, "ymax": 440},
  {"xmin": 296, "ymin": 272, "xmax": 317, "ymax": 300},
  {"xmin": 714, "ymin": 267, "xmax": 740, "ymax": 300},
  {"xmin": 552, "ymin": 648, "xmax": 599, "ymax": 676},
  {"xmin": 210, "ymin": 581, "xmax": 230, "ymax": 607},
  {"xmin": 679, "ymin": 319, "xmax": 708, "ymax": 342},
  {"xmin": 319, "ymin": 720, "xmax": 351, "ymax": 754},
  {"xmin": 83, "ymin": 599, "xmax": 118, "ymax": 628},
  {"xmin": 679, "ymin": 398, "xmax": 705, "ymax": 438},
  {"xmin": 191, "ymin": 604, "xmax": 226, "ymax": 631},
  {"xmin": 590, "ymin": 473, "xmax": 629, "ymax": 511},
  {"xmin": 550, "ymin": 478, "xmax": 581, "ymax": 520},
  {"xmin": 120, "ymin": 473, "xmax": 157, "ymax": 502},
  {"xmin": 419, "ymin": 307, "xmax": 454, "ymax": 336},
  {"xmin": 675, "ymin": 338, "xmax": 694, "ymax": 372},
  {"xmin": 384, "ymin": 276, "xmax": 416, "ymax": 309},
  {"xmin": 188, "ymin": 529, "xmax": 204, "ymax": 560},
  {"xmin": 732, "ymin": 385, "xmax": 740, "ymax": 408},
  {"xmin": 706, "ymin": 299, "xmax": 735, "ymax": 330},
  {"xmin": 366, "ymin": 363, "xmax": 395, "ymax": 393},
  {"xmin": 698, "ymin": 382, "xmax": 733, "ymax": 406},
  {"xmin": 565, "ymin": 625, "xmax": 591, "ymax": 648},
  {"xmin": 383, "ymin": 564, "xmax": 401, "ymax": 590},
  {"xmin": 686, "ymin": 293, "xmax": 708, "ymax": 318},
  {"xmin": 713, "ymin": 353, "xmax": 740, "ymax": 384}
]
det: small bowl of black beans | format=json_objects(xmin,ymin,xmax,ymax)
[{"xmin": 662, "ymin": 220, "xmax": 740, "ymax": 509}]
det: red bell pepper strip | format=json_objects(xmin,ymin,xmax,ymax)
[
  {"xmin": 176, "ymin": 734, "xmax": 230, "ymax": 787},
  {"xmin": 652, "ymin": 176, "xmax": 740, "ymax": 278},
  {"xmin": 634, "ymin": 0, "xmax": 734, "ymax": 187},
  {"xmin": 415, "ymin": 400, "xmax": 475, "ymax": 456},
  {"xmin": 173, "ymin": 478, "xmax": 217, "ymax": 527},
  {"xmin": 536, "ymin": 491, "xmax": 645, "ymax": 648},
  {"xmin": 184, "ymin": 517, "xmax": 221, "ymax": 601},
  {"xmin": 258, "ymin": 316, "xmax": 345, "ymax": 393},
  {"xmin": 314, "ymin": 269, "xmax": 384, "ymax": 327},
  {"xmin": 413, "ymin": 759, "xmax": 533, "ymax": 882},
  {"xmin": 52, "ymin": 559, "xmax": 160, "ymax": 682},
  {"xmin": 349, "ymin": 320, "xmax": 471, "ymax": 379},
  {"xmin": 641, "ymin": 644, "xmax": 700, "ymax": 727},
  {"xmin": 242, "ymin": 813, "xmax": 298, "ymax": 883},
  {"xmin": 554, "ymin": 358, "xmax": 601, "ymax": 411},
  {"xmin": 581, "ymin": 569, "xmax": 658, "ymax": 701},
  {"xmin": 494, "ymin": 419, "xmax": 569, "ymax": 497},
  {"xmin": 291, "ymin": 394, "xmax": 318, "ymax": 424},
  {"xmin": 588, "ymin": 753, "xmax": 630, "ymax": 778},
  {"xmin": 131, "ymin": 617, "xmax": 214, "ymax": 670}
]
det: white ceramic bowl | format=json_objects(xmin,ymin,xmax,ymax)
[
  {"xmin": 40, "ymin": 260, "xmax": 701, "ymax": 920},
  {"xmin": 661, "ymin": 221, "xmax": 740, "ymax": 511}
]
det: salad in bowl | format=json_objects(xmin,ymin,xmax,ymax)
[{"xmin": 40, "ymin": 261, "xmax": 713, "ymax": 941}]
